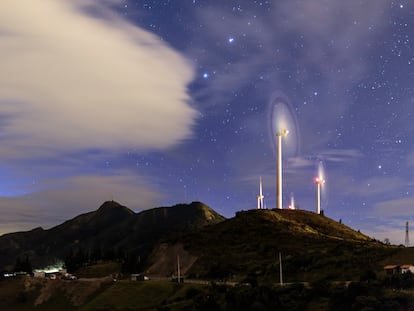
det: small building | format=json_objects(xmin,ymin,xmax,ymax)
[
  {"xmin": 63, "ymin": 273, "xmax": 76, "ymax": 280},
  {"xmin": 59, "ymin": 268, "xmax": 67, "ymax": 275},
  {"xmin": 131, "ymin": 274, "xmax": 149, "ymax": 281},
  {"xmin": 34, "ymin": 271, "xmax": 46, "ymax": 278},
  {"xmin": 3, "ymin": 273, "xmax": 16, "ymax": 278},
  {"xmin": 384, "ymin": 265, "xmax": 400, "ymax": 275},
  {"xmin": 400, "ymin": 264, "xmax": 414, "ymax": 274}
]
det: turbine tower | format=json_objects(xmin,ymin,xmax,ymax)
[
  {"xmin": 406, "ymin": 221, "xmax": 410, "ymax": 247},
  {"xmin": 276, "ymin": 129, "xmax": 289, "ymax": 209},
  {"xmin": 257, "ymin": 177, "xmax": 265, "ymax": 209},
  {"xmin": 315, "ymin": 177, "xmax": 325, "ymax": 214}
]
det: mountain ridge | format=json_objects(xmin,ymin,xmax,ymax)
[
  {"xmin": 0, "ymin": 202, "xmax": 395, "ymax": 283},
  {"xmin": 0, "ymin": 201, "xmax": 225, "ymax": 271}
]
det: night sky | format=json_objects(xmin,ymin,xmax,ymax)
[{"xmin": 1, "ymin": 0, "xmax": 414, "ymax": 244}]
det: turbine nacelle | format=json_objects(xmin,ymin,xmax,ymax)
[
  {"xmin": 315, "ymin": 177, "xmax": 325, "ymax": 185},
  {"xmin": 276, "ymin": 129, "xmax": 289, "ymax": 137}
]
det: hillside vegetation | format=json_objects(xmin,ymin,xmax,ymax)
[
  {"xmin": 3, "ymin": 274, "xmax": 414, "ymax": 311},
  {"xmin": 0, "ymin": 202, "xmax": 412, "ymax": 310},
  {"xmin": 148, "ymin": 209, "xmax": 394, "ymax": 282}
]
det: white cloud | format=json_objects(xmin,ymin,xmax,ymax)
[
  {"xmin": 0, "ymin": 1, "xmax": 197, "ymax": 235},
  {"xmin": 406, "ymin": 149, "xmax": 414, "ymax": 168},
  {"xmin": 317, "ymin": 149, "xmax": 364, "ymax": 163},
  {"xmin": 0, "ymin": 0, "xmax": 197, "ymax": 157},
  {"xmin": 320, "ymin": 170, "xmax": 406, "ymax": 202}
]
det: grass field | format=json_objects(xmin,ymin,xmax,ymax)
[
  {"xmin": 78, "ymin": 281, "xmax": 206, "ymax": 311},
  {"xmin": 4, "ymin": 275, "xmax": 414, "ymax": 310},
  {"xmin": 0, "ymin": 276, "xmax": 210, "ymax": 311},
  {"xmin": 75, "ymin": 261, "xmax": 121, "ymax": 278}
]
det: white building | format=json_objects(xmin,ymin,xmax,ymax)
[{"xmin": 400, "ymin": 264, "xmax": 414, "ymax": 274}]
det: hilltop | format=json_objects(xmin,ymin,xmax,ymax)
[{"xmin": 147, "ymin": 209, "xmax": 393, "ymax": 282}]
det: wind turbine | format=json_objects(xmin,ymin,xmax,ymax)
[
  {"xmin": 276, "ymin": 129, "xmax": 289, "ymax": 209},
  {"xmin": 315, "ymin": 177, "xmax": 325, "ymax": 214},
  {"xmin": 257, "ymin": 177, "xmax": 265, "ymax": 209}
]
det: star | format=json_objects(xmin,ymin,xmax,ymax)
[{"xmin": 1, "ymin": 0, "xmax": 413, "ymax": 246}]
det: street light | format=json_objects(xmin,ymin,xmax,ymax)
[
  {"xmin": 315, "ymin": 177, "xmax": 325, "ymax": 214},
  {"xmin": 276, "ymin": 129, "xmax": 289, "ymax": 209}
]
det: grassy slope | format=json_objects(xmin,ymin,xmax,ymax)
[
  {"xmin": 381, "ymin": 246, "xmax": 414, "ymax": 265},
  {"xmin": 174, "ymin": 209, "xmax": 394, "ymax": 282},
  {"xmin": 75, "ymin": 261, "xmax": 121, "ymax": 278},
  {"xmin": 0, "ymin": 277, "xmax": 30, "ymax": 311},
  {"xmin": 3, "ymin": 274, "xmax": 414, "ymax": 310},
  {"xmin": 0, "ymin": 277, "xmax": 211, "ymax": 311},
  {"xmin": 78, "ymin": 281, "xmax": 206, "ymax": 311}
]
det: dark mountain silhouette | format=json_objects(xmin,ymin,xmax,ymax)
[
  {"xmin": 0, "ymin": 202, "xmax": 395, "ymax": 282},
  {"xmin": 0, "ymin": 201, "xmax": 225, "ymax": 271},
  {"xmin": 0, "ymin": 204, "xmax": 406, "ymax": 311}
]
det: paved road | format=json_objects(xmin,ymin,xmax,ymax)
[{"xmin": 147, "ymin": 275, "xmax": 236, "ymax": 286}]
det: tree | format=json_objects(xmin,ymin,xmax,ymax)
[
  {"xmin": 65, "ymin": 247, "xmax": 86, "ymax": 273},
  {"xmin": 14, "ymin": 255, "xmax": 32, "ymax": 274},
  {"xmin": 360, "ymin": 269, "xmax": 377, "ymax": 282}
]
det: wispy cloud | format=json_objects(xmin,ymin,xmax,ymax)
[
  {"xmin": 406, "ymin": 149, "xmax": 414, "ymax": 168},
  {"xmin": 192, "ymin": 1, "xmax": 392, "ymax": 157},
  {"xmin": 316, "ymin": 149, "xmax": 364, "ymax": 163},
  {"xmin": 0, "ymin": 173, "xmax": 161, "ymax": 235},
  {"xmin": 363, "ymin": 219, "xmax": 410, "ymax": 245},
  {"xmin": 374, "ymin": 198, "xmax": 414, "ymax": 218}
]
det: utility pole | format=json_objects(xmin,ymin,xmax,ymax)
[
  {"xmin": 406, "ymin": 222, "xmax": 410, "ymax": 247},
  {"xmin": 177, "ymin": 255, "xmax": 181, "ymax": 284},
  {"xmin": 279, "ymin": 252, "xmax": 283, "ymax": 286}
]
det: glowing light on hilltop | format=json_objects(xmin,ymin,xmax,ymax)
[
  {"xmin": 288, "ymin": 193, "xmax": 295, "ymax": 210},
  {"xmin": 316, "ymin": 160, "xmax": 328, "ymax": 201},
  {"xmin": 315, "ymin": 161, "xmax": 327, "ymax": 214}
]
